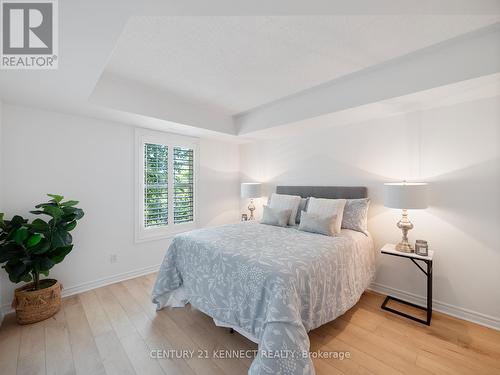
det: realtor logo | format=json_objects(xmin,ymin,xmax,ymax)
[{"xmin": 1, "ymin": 0, "xmax": 58, "ymax": 69}]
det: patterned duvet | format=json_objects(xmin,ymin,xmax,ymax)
[{"xmin": 152, "ymin": 221, "xmax": 375, "ymax": 374}]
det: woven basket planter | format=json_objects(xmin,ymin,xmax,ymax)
[{"xmin": 12, "ymin": 279, "xmax": 62, "ymax": 325}]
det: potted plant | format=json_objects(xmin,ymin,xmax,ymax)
[{"xmin": 0, "ymin": 194, "xmax": 84, "ymax": 324}]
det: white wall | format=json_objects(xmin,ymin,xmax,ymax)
[
  {"xmin": 0, "ymin": 104, "xmax": 240, "ymax": 312},
  {"xmin": 240, "ymin": 96, "xmax": 500, "ymax": 328},
  {"xmin": 2, "ymin": 97, "xmax": 499, "ymax": 329}
]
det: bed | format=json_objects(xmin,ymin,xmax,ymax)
[{"xmin": 152, "ymin": 186, "xmax": 376, "ymax": 375}]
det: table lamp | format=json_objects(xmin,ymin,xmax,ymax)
[
  {"xmin": 241, "ymin": 183, "xmax": 262, "ymax": 220},
  {"xmin": 384, "ymin": 182, "xmax": 429, "ymax": 253}
]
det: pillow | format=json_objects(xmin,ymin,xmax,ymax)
[
  {"xmin": 260, "ymin": 205, "xmax": 292, "ymax": 227},
  {"xmin": 298, "ymin": 211, "xmax": 337, "ymax": 236},
  {"xmin": 341, "ymin": 198, "xmax": 370, "ymax": 235},
  {"xmin": 295, "ymin": 198, "xmax": 308, "ymax": 224},
  {"xmin": 268, "ymin": 193, "xmax": 302, "ymax": 226},
  {"xmin": 306, "ymin": 197, "xmax": 346, "ymax": 234}
]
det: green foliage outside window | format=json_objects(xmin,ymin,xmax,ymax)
[{"xmin": 144, "ymin": 144, "xmax": 194, "ymax": 227}]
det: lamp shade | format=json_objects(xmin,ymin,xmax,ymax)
[
  {"xmin": 384, "ymin": 182, "xmax": 429, "ymax": 209},
  {"xmin": 241, "ymin": 183, "xmax": 262, "ymax": 198}
]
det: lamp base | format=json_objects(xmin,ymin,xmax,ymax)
[
  {"xmin": 395, "ymin": 241, "xmax": 414, "ymax": 253},
  {"xmin": 395, "ymin": 209, "xmax": 415, "ymax": 253},
  {"xmin": 248, "ymin": 199, "xmax": 256, "ymax": 220}
]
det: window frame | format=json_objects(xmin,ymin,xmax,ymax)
[{"xmin": 135, "ymin": 128, "xmax": 199, "ymax": 242}]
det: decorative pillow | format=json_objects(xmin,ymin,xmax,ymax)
[
  {"xmin": 260, "ymin": 205, "xmax": 292, "ymax": 227},
  {"xmin": 295, "ymin": 198, "xmax": 308, "ymax": 224},
  {"xmin": 306, "ymin": 197, "xmax": 347, "ymax": 234},
  {"xmin": 268, "ymin": 193, "xmax": 302, "ymax": 226},
  {"xmin": 298, "ymin": 211, "xmax": 337, "ymax": 236},
  {"xmin": 341, "ymin": 198, "xmax": 370, "ymax": 235}
]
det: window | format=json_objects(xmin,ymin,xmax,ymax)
[{"xmin": 136, "ymin": 129, "xmax": 198, "ymax": 241}]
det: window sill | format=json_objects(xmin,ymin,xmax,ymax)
[{"xmin": 135, "ymin": 222, "xmax": 197, "ymax": 243}]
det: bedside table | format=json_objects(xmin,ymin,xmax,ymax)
[{"xmin": 380, "ymin": 243, "xmax": 434, "ymax": 325}]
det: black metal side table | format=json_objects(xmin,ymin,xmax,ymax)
[{"xmin": 380, "ymin": 244, "xmax": 434, "ymax": 325}]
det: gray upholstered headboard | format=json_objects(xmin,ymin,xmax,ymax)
[{"xmin": 276, "ymin": 186, "xmax": 367, "ymax": 199}]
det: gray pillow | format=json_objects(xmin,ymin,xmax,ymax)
[
  {"xmin": 261, "ymin": 205, "xmax": 292, "ymax": 227},
  {"xmin": 295, "ymin": 198, "xmax": 309, "ymax": 224},
  {"xmin": 298, "ymin": 211, "xmax": 337, "ymax": 236},
  {"xmin": 341, "ymin": 198, "xmax": 370, "ymax": 235}
]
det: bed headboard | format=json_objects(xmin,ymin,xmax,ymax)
[{"xmin": 276, "ymin": 186, "xmax": 367, "ymax": 199}]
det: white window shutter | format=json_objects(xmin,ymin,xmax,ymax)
[
  {"xmin": 144, "ymin": 143, "xmax": 168, "ymax": 227},
  {"xmin": 173, "ymin": 147, "xmax": 194, "ymax": 224}
]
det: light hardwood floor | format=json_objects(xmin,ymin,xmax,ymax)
[{"xmin": 1, "ymin": 273, "xmax": 499, "ymax": 375}]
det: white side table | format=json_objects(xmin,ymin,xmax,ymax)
[{"xmin": 380, "ymin": 243, "xmax": 434, "ymax": 325}]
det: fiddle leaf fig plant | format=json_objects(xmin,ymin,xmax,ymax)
[{"xmin": 0, "ymin": 194, "xmax": 84, "ymax": 290}]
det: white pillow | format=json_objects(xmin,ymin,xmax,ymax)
[
  {"xmin": 261, "ymin": 206, "xmax": 292, "ymax": 227},
  {"xmin": 268, "ymin": 193, "xmax": 302, "ymax": 226},
  {"xmin": 298, "ymin": 211, "xmax": 337, "ymax": 236},
  {"xmin": 306, "ymin": 197, "xmax": 347, "ymax": 234}
]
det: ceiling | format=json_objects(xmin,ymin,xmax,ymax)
[
  {"xmin": 0, "ymin": 1, "xmax": 499, "ymax": 140},
  {"xmin": 105, "ymin": 15, "xmax": 500, "ymax": 115},
  {"xmin": 240, "ymin": 72, "xmax": 500, "ymax": 140}
]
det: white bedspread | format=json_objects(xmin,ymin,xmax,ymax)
[{"xmin": 152, "ymin": 221, "xmax": 375, "ymax": 374}]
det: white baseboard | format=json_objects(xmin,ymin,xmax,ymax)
[
  {"xmin": 369, "ymin": 282, "xmax": 500, "ymax": 331},
  {"xmin": 0, "ymin": 264, "xmax": 161, "ymax": 321},
  {"xmin": 2, "ymin": 270, "xmax": 498, "ymax": 332}
]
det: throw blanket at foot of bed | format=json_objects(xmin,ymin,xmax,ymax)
[{"xmin": 152, "ymin": 222, "xmax": 375, "ymax": 375}]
